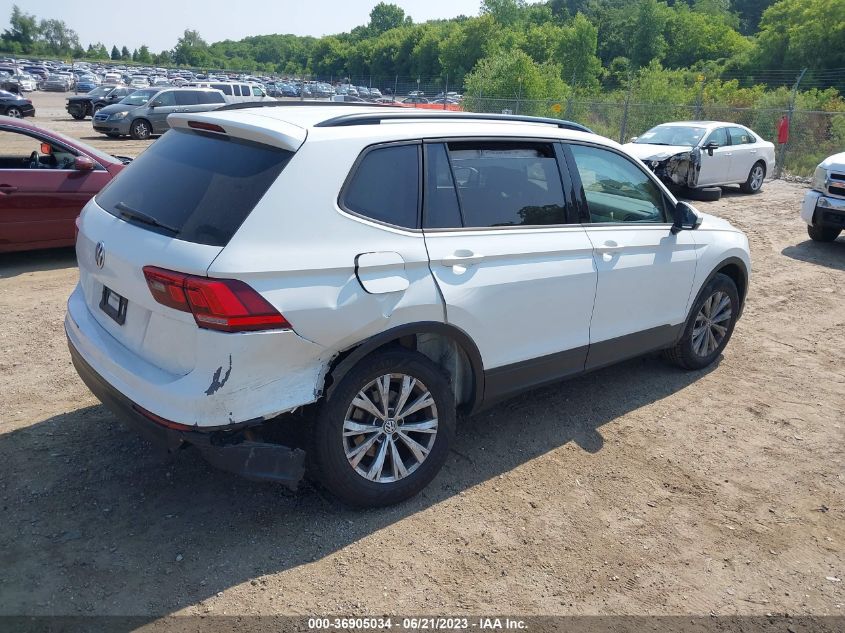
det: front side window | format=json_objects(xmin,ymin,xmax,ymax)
[
  {"xmin": 447, "ymin": 141, "xmax": 567, "ymax": 228},
  {"xmin": 0, "ymin": 129, "xmax": 77, "ymax": 170},
  {"xmin": 705, "ymin": 128, "xmax": 728, "ymax": 147},
  {"xmin": 569, "ymin": 144, "xmax": 667, "ymax": 224},
  {"xmin": 342, "ymin": 144, "xmax": 420, "ymax": 229}
]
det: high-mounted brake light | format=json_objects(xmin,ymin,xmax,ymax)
[
  {"xmin": 142, "ymin": 266, "xmax": 290, "ymax": 333},
  {"xmin": 187, "ymin": 120, "xmax": 226, "ymax": 134}
]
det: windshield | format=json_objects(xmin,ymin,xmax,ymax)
[
  {"xmin": 120, "ymin": 89, "xmax": 156, "ymax": 106},
  {"xmin": 635, "ymin": 125, "xmax": 707, "ymax": 147}
]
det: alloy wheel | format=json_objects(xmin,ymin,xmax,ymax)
[
  {"xmin": 750, "ymin": 165, "xmax": 764, "ymax": 190},
  {"xmin": 342, "ymin": 373, "xmax": 439, "ymax": 484},
  {"xmin": 692, "ymin": 291, "xmax": 732, "ymax": 357},
  {"xmin": 6, "ymin": 107, "xmax": 21, "ymax": 118}
]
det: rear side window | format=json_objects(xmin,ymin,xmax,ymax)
[
  {"xmin": 175, "ymin": 91, "xmax": 199, "ymax": 105},
  {"xmin": 233, "ymin": 85, "xmax": 242, "ymax": 96},
  {"xmin": 729, "ymin": 127, "xmax": 754, "ymax": 144},
  {"xmin": 201, "ymin": 92, "xmax": 225, "ymax": 104},
  {"xmin": 423, "ymin": 143, "xmax": 462, "ymax": 229},
  {"xmin": 342, "ymin": 144, "xmax": 420, "ymax": 229},
  {"xmin": 96, "ymin": 129, "xmax": 292, "ymax": 247},
  {"xmin": 447, "ymin": 141, "xmax": 567, "ymax": 227}
]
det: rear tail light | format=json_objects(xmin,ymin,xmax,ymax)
[{"xmin": 142, "ymin": 266, "xmax": 290, "ymax": 333}]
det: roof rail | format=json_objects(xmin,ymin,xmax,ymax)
[
  {"xmin": 314, "ymin": 112, "xmax": 594, "ymax": 134},
  {"xmin": 216, "ymin": 100, "xmax": 392, "ymax": 112}
]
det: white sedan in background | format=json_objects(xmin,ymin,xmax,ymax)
[{"xmin": 624, "ymin": 121, "xmax": 776, "ymax": 200}]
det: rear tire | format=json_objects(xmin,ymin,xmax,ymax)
[
  {"xmin": 130, "ymin": 119, "xmax": 152, "ymax": 140},
  {"xmin": 807, "ymin": 225, "xmax": 841, "ymax": 242},
  {"xmin": 5, "ymin": 106, "xmax": 22, "ymax": 118},
  {"xmin": 665, "ymin": 273, "xmax": 740, "ymax": 370},
  {"xmin": 740, "ymin": 161, "xmax": 766, "ymax": 194},
  {"xmin": 310, "ymin": 348, "xmax": 455, "ymax": 507}
]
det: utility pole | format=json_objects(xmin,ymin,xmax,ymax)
[{"xmin": 775, "ymin": 68, "xmax": 807, "ymax": 179}]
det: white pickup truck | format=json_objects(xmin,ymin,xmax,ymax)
[{"xmin": 801, "ymin": 152, "xmax": 845, "ymax": 242}]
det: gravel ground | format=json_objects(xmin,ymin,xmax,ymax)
[{"xmin": 0, "ymin": 90, "xmax": 843, "ymax": 620}]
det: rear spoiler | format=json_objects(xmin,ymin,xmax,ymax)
[{"xmin": 167, "ymin": 112, "xmax": 306, "ymax": 153}]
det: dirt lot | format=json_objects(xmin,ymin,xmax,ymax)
[{"xmin": 0, "ymin": 91, "xmax": 843, "ymax": 620}]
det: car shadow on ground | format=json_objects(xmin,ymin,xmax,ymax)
[
  {"xmin": 0, "ymin": 247, "xmax": 76, "ymax": 279},
  {"xmin": 0, "ymin": 353, "xmax": 716, "ymax": 622},
  {"xmin": 782, "ymin": 239, "xmax": 845, "ymax": 271}
]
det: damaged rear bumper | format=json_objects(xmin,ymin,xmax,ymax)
[{"xmin": 68, "ymin": 337, "xmax": 306, "ymax": 488}]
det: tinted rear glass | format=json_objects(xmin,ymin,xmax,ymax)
[
  {"xmin": 342, "ymin": 144, "xmax": 419, "ymax": 228},
  {"xmin": 96, "ymin": 128, "xmax": 292, "ymax": 247}
]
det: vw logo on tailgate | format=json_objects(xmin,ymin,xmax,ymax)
[{"xmin": 94, "ymin": 242, "xmax": 106, "ymax": 269}]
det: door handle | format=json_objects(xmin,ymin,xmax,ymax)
[
  {"xmin": 595, "ymin": 241, "xmax": 622, "ymax": 254},
  {"xmin": 750, "ymin": 149, "xmax": 757, "ymax": 154},
  {"xmin": 441, "ymin": 251, "xmax": 484, "ymax": 267},
  {"xmin": 0, "ymin": 184, "xmax": 18, "ymax": 194}
]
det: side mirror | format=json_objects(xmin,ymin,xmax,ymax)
[
  {"xmin": 671, "ymin": 201, "xmax": 702, "ymax": 234},
  {"xmin": 74, "ymin": 156, "xmax": 95, "ymax": 171},
  {"xmin": 148, "ymin": 101, "xmax": 157, "ymax": 108},
  {"xmin": 703, "ymin": 141, "xmax": 719, "ymax": 156},
  {"xmin": 629, "ymin": 136, "xmax": 638, "ymax": 143}
]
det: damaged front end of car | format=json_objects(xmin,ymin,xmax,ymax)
[{"xmin": 648, "ymin": 147, "xmax": 702, "ymax": 189}]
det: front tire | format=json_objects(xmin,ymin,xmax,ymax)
[
  {"xmin": 665, "ymin": 273, "xmax": 740, "ymax": 370},
  {"xmin": 70, "ymin": 112, "xmax": 85, "ymax": 120},
  {"xmin": 807, "ymin": 225, "xmax": 841, "ymax": 242},
  {"xmin": 310, "ymin": 348, "xmax": 455, "ymax": 507},
  {"xmin": 130, "ymin": 119, "xmax": 152, "ymax": 140},
  {"xmin": 740, "ymin": 161, "xmax": 766, "ymax": 194}
]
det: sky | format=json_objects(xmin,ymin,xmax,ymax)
[{"xmin": 1, "ymin": 0, "xmax": 488, "ymax": 51}]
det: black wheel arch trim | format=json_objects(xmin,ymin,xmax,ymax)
[
  {"xmin": 692, "ymin": 256, "xmax": 749, "ymax": 327},
  {"xmin": 324, "ymin": 321, "xmax": 485, "ymax": 414}
]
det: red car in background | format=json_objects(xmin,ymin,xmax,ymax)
[{"xmin": 0, "ymin": 118, "xmax": 131, "ymax": 253}]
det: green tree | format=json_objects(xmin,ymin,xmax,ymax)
[
  {"xmin": 121, "ymin": 45, "xmax": 131, "ymax": 60},
  {"xmin": 137, "ymin": 45, "xmax": 152, "ymax": 63},
  {"xmin": 751, "ymin": 0, "xmax": 845, "ymax": 71},
  {"xmin": 38, "ymin": 18, "xmax": 80, "ymax": 55},
  {"xmin": 173, "ymin": 29, "xmax": 208, "ymax": 66},
  {"xmin": 628, "ymin": 0, "xmax": 669, "ymax": 68},
  {"xmin": 556, "ymin": 13, "xmax": 603, "ymax": 90},
  {"xmin": 110, "ymin": 45, "xmax": 120, "ymax": 60},
  {"xmin": 463, "ymin": 48, "xmax": 567, "ymax": 115},
  {"xmin": 480, "ymin": 0, "xmax": 525, "ymax": 26},
  {"xmin": 368, "ymin": 3, "xmax": 408, "ymax": 35},
  {"xmin": 2, "ymin": 4, "xmax": 39, "ymax": 50}
]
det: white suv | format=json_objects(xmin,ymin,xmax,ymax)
[{"xmin": 66, "ymin": 106, "xmax": 751, "ymax": 507}]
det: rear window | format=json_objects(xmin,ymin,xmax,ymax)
[{"xmin": 96, "ymin": 128, "xmax": 292, "ymax": 247}]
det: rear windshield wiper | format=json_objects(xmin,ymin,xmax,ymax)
[{"xmin": 114, "ymin": 202, "xmax": 178, "ymax": 235}]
